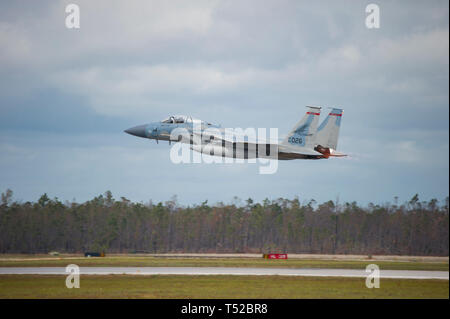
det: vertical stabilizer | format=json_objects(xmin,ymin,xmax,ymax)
[
  {"xmin": 282, "ymin": 106, "xmax": 321, "ymax": 149},
  {"xmin": 315, "ymin": 108, "xmax": 343, "ymax": 150}
]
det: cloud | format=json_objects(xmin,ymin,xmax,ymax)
[
  {"xmin": 0, "ymin": 22, "xmax": 32, "ymax": 66},
  {"xmin": 375, "ymin": 29, "xmax": 449, "ymax": 67},
  {"xmin": 0, "ymin": 0, "xmax": 448, "ymax": 204},
  {"xmin": 48, "ymin": 65, "xmax": 254, "ymax": 115}
]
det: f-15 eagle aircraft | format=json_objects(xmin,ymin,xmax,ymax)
[{"xmin": 124, "ymin": 107, "xmax": 346, "ymax": 160}]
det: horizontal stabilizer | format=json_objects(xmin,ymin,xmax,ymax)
[
  {"xmin": 329, "ymin": 151, "xmax": 347, "ymax": 157},
  {"xmin": 279, "ymin": 144, "xmax": 324, "ymax": 156}
]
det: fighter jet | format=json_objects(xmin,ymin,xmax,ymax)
[{"xmin": 124, "ymin": 107, "xmax": 346, "ymax": 160}]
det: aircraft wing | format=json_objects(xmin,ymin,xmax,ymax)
[
  {"xmin": 193, "ymin": 130, "xmax": 279, "ymax": 145},
  {"xmin": 193, "ymin": 130, "xmax": 323, "ymax": 158}
]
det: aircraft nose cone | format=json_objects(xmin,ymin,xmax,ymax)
[{"xmin": 124, "ymin": 124, "xmax": 147, "ymax": 138}]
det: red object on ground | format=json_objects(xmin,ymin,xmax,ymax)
[{"xmin": 265, "ymin": 254, "xmax": 288, "ymax": 259}]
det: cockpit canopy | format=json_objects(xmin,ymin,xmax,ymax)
[
  {"xmin": 161, "ymin": 115, "xmax": 193, "ymax": 124},
  {"xmin": 161, "ymin": 115, "xmax": 213, "ymax": 126}
]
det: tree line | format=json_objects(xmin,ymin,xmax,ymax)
[{"xmin": 0, "ymin": 190, "xmax": 448, "ymax": 256}]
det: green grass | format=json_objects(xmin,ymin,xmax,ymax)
[
  {"xmin": 0, "ymin": 275, "xmax": 447, "ymax": 299},
  {"xmin": 0, "ymin": 256, "xmax": 447, "ymax": 271}
]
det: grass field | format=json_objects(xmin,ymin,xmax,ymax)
[
  {"xmin": 0, "ymin": 255, "xmax": 447, "ymax": 271},
  {"xmin": 0, "ymin": 274, "xmax": 447, "ymax": 299}
]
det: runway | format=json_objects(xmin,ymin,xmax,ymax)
[{"xmin": 0, "ymin": 267, "xmax": 448, "ymax": 279}]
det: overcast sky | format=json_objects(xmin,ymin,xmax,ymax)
[{"xmin": 0, "ymin": 0, "xmax": 448, "ymax": 206}]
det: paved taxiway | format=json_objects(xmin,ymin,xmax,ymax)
[{"xmin": 0, "ymin": 267, "xmax": 447, "ymax": 279}]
